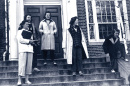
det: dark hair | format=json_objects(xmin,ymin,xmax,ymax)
[
  {"xmin": 69, "ymin": 16, "xmax": 78, "ymax": 26},
  {"xmin": 18, "ymin": 20, "xmax": 28, "ymax": 30},
  {"xmin": 112, "ymin": 29, "xmax": 120, "ymax": 35},
  {"xmin": 44, "ymin": 11, "xmax": 51, "ymax": 19},
  {"xmin": 24, "ymin": 14, "xmax": 32, "ymax": 22}
]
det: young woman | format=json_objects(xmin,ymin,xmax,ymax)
[
  {"xmin": 66, "ymin": 16, "xmax": 89, "ymax": 76},
  {"xmin": 17, "ymin": 20, "xmax": 35, "ymax": 85},
  {"xmin": 24, "ymin": 14, "xmax": 40, "ymax": 72},
  {"xmin": 39, "ymin": 11, "xmax": 57, "ymax": 65}
]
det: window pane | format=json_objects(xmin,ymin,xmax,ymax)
[
  {"xmin": 101, "ymin": 1, "xmax": 105, "ymax": 7},
  {"xmin": 106, "ymin": 7, "xmax": 111, "ymax": 15},
  {"xmin": 89, "ymin": 24, "xmax": 95, "ymax": 39},
  {"xmin": 87, "ymin": 1, "xmax": 93, "ymax": 23},
  {"xmin": 89, "ymin": 16, "xmax": 93, "ymax": 23},
  {"xmin": 112, "ymin": 16, "xmax": 116, "ymax": 22},
  {"xmin": 106, "ymin": 1, "xmax": 110, "ymax": 7},
  {"xmin": 96, "ymin": 8, "xmax": 101, "ymax": 15},
  {"xmin": 111, "ymin": 8, "xmax": 116, "ymax": 15},
  {"xmin": 102, "ymin": 16, "xmax": 107, "ymax": 22},
  {"xmin": 97, "ymin": 15, "xmax": 101, "ymax": 22},
  {"xmin": 99, "ymin": 24, "xmax": 117, "ymax": 39},
  {"xmin": 96, "ymin": 1, "xmax": 100, "ymax": 7},
  {"xmin": 110, "ymin": 1, "xmax": 114, "ymax": 7},
  {"xmin": 101, "ymin": 8, "xmax": 106, "ymax": 15},
  {"xmin": 107, "ymin": 16, "xmax": 111, "ymax": 22}
]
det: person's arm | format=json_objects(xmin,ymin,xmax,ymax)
[
  {"xmin": 17, "ymin": 30, "xmax": 30, "ymax": 44},
  {"xmin": 53, "ymin": 22, "xmax": 57, "ymax": 34},
  {"xmin": 39, "ymin": 21, "xmax": 44, "ymax": 34},
  {"xmin": 103, "ymin": 38, "xmax": 109, "ymax": 54}
]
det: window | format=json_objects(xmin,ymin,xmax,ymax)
[{"xmin": 85, "ymin": 0, "xmax": 129, "ymax": 42}]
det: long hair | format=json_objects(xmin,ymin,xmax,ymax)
[
  {"xmin": 18, "ymin": 20, "xmax": 28, "ymax": 30},
  {"xmin": 69, "ymin": 16, "xmax": 78, "ymax": 27},
  {"xmin": 24, "ymin": 14, "xmax": 32, "ymax": 22}
]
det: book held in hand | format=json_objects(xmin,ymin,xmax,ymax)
[{"xmin": 22, "ymin": 30, "xmax": 32, "ymax": 39}]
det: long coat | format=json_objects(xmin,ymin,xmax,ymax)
[
  {"xmin": 39, "ymin": 19, "xmax": 57, "ymax": 50},
  {"xmin": 66, "ymin": 28, "xmax": 89, "ymax": 64}
]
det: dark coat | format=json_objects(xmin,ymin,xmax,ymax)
[{"xmin": 103, "ymin": 35, "xmax": 121, "ymax": 57}]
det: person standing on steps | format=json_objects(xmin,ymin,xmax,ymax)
[
  {"xmin": 24, "ymin": 14, "xmax": 40, "ymax": 72},
  {"xmin": 17, "ymin": 20, "xmax": 34, "ymax": 85},
  {"xmin": 103, "ymin": 29, "xmax": 128, "ymax": 73},
  {"xmin": 65, "ymin": 16, "xmax": 89, "ymax": 76},
  {"xmin": 39, "ymin": 11, "xmax": 57, "ymax": 65}
]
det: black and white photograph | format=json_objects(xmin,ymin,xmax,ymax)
[{"xmin": 0, "ymin": 0, "xmax": 130, "ymax": 86}]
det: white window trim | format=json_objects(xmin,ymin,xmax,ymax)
[{"xmin": 85, "ymin": 0, "xmax": 130, "ymax": 45}]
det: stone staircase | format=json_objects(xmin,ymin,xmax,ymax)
[{"xmin": 0, "ymin": 57, "xmax": 125, "ymax": 86}]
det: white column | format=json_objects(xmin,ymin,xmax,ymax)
[
  {"xmin": 122, "ymin": 0, "xmax": 130, "ymax": 40},
  {"xmin": 62, "ymin": 0, "xmax": 78, "ymax": 59},
  {"xmin": 9, "ymin": 0, "xmax": 18, "ymax": 60}
]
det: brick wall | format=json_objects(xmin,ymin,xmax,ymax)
[
  {"xmin": 0, "ymin": 0, "xmax": 5, "ymax": 60},
  {"xmin": 76, "ymin": 0, "xmax": 104, "ymax": 57}
]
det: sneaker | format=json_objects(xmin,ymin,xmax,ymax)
[
  {"xmin": 25, "ymin": 81, "xmax": 31, "ymax": 85},
  {"xmin": 53, "ymin": 61, "xmax": 57, "ymax": 65},
  {"xmin": 124, "ymin": 59, "xmax": 129, "ymax": 62},
  {"xmin": 72, "ymin": 72, "xmax": 76, "ymax": 76},
  {"xmin": 17, "ymin": 82, "xmax": 22, "ymax": 86},
  {"xmin": 111, "ymin": 69, "xmax": 115, "ymax": 73},
  {"xmin": 44, "ymin": 62, "xmax": 47, "ymax": 65},
  {"xmin": 33, "ymin": 68, "xmax": 40, "ymax": 72},
  {"xmin": 79, "ymin": 71, "xmax": 83, "ymax": 75}
]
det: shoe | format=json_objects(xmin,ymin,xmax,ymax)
[
  {"xmin": 44, "ymin": 62, "xmax": 47, "ymax": 65},
  {"xmin": 25, "ymin": 81, "xmax": 31, "ymax": 85},
  {"xmin": 79, "ymin": 71, "xmax": 83, "ymax": 75},
  {"xmin": 111, "ymin": 69, "xmax": 115, "ymax": 73},
  {"xmin": 53, "ymin": 61, "xmax": 57, "ymax": 65},
  {"xmin": 17, "ymin": 82, "xmax": 22, "ymax": 86},
  {"xmin": 72, "ymin": 72, "xmax": 76, "ymax": 76},
  {"xmin": 124, "ymin": 59, "xmax": 129, "ymax": 62},
  {"xmin": 121, "ymin": 57, "xmax": 129, "ymax": 62},
  {"xmin": 33, "ymin": 68, "xmax": 40, "ymax": 72}
]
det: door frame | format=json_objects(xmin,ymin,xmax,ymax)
[{"xmin": 9, "ymin": 0, "xmax": 77, "ymax": 60}]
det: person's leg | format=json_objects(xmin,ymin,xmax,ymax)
[
  {"xmin": 25, "ymin": 52, "xmax": 33, "ymax": 84},
  {"xmin": 109, "ymin": 53, "xmax": 116, "ymax": 72},
  {"xmin": 17, "ymin": 76, "xmax": 22, "ymax": 85},
  {"xmin": 32, "ymin": 46, "xmax": 40, "ymax": 71},
  {"xmin": 119, "ymin": 43, "xmax": 128, "ymax": 61},
  {"xmin": 72, "ymin": 47, "xmax": 77, "ymax": 75},
  {"xmin": 76, "ymin": 47, "xmax": 83, "ymax": 75},
  {"xmin": 50, "ymin": 50, "xmax": 56, "ymax": 64},
  {"xmin": 17, "ymin": 53, "xmax": 27, "ymax": 84},
  {"xmin": 42, "ymin": 50, "xmax": 48, "ymax": 64}
]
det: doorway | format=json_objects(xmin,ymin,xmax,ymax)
[{"xmin": 24, "ymin": 5, "xmax": 63, "ymax": 59}]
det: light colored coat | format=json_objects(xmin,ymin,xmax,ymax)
[
  {"xmin": 39, "ymin": 19, "xmax": 57, "ymax": 50},
  {"xmin": 17, "ymin": 29, "xmax": 33, "ymax": 53},
  {"xmin": 66, "ymin": 28, "xmax": 89, "ymax": 64}
]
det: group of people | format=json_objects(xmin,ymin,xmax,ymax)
[
  {"xmin": 16, "ymin": 11, "xmax": 128, "ymax": 85},
  {"xmin": 17, "ymin": 11, "xmax": 88, "ymax": 85}
]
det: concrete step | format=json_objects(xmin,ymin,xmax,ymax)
[
  {"xmin": 0, "ymin": 62, "xmax": 110, "ymax": 73},
  {"xmin": 0, "ymin": 75, "xmax": 123, "ymax": 85},
  {"xmin": 4, "ymin": 79, "xmax": 123, "ymax": 86},
  {"xmin": 0, "ymin": 67, "xmax": 115, "ymax": 78},
  {"xmin": 0, "ymin": 68, "xmax": 120, "ymax": 78},
  {"xmin": 59, "ymin": 67, "xmax": 112, "ymax": 75},
  {"xmin": 120, "ymin": 85, "xmax": 129, "ymax": 86},
  {"xmin": 0, "ymin": 58, "xmax": 106, "ymax": 67}
]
